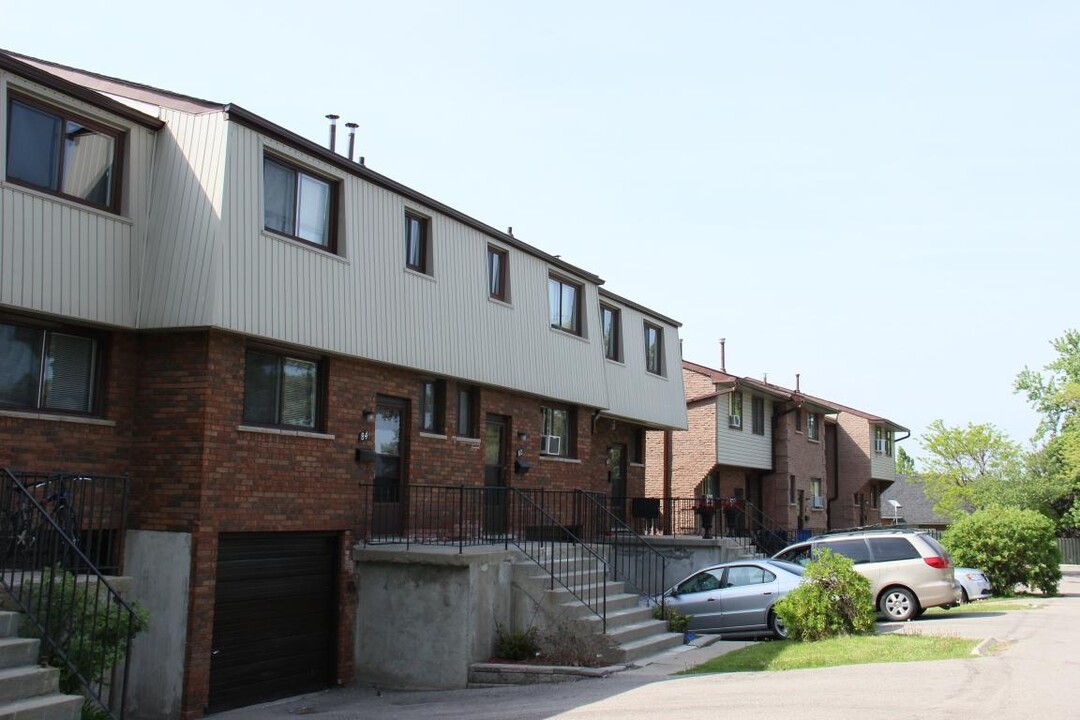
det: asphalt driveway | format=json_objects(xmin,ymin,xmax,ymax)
[{"xmin": 212, "ymin": 565, "xmax": 1080, "ymax": 720}]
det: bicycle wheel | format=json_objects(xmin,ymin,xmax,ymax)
[{"xmin": 50, "ymin": 506, "xmax": 81, "ymax": 570}]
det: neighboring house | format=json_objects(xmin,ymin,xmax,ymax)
[
  {"xmin": 881, "ymin": 474, "xmax": 951, "ymax": 530},
  {"xmin": 646, "ymin": 358, "xmax": 908, "ymax": 539},
  {"xmin": 0, "ymin": 50, "xmax": 687, "ymax": 718}
]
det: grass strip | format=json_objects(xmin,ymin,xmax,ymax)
[{"xmin": 679, "ymin": 634, "xmax": 980, "ymax": 674}]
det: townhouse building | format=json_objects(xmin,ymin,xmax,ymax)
[
  {"xmin": 0, "ymin": 50, "xmax": 687, "ymax": 718},
  {"xmin": 646, "ymin": 359, "xmax": 906, "ymax": 545}
]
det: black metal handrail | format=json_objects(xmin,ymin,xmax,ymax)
[
  {"xmin": 575, "ymin": 491, "xmax": 668, "ymax": 602},
  {"xmin": 507, "ymin": 488, "xmax": 609, "ymax": 631},
  {"xmin": 356, "ymin": 484, "xmax": 610, "ymax": 629},
  {"xmin": 1, "ymin": 468, "xmax": 139, "ymax": 720}
]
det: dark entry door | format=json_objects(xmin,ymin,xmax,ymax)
[
  {"xmin": 208, "ymin": 532, "xmax": 337, "ymax": 713},
  {"xmin": 608, "ymin": 444, "xmax": 627, "ymax": 521},
  {"xmin": 373, "ymin": 396, "xmax": 408, "ymax": 536},
  {"xmin": 483, "ymin": 415, "xmax": 508, "ymax": 536}
]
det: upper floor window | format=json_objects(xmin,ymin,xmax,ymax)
[
  {"xmin": 405, "ymin": 211, "xmax": 432, "ymax": 274},
  {"xmin": 751, "ymin": 396, "xmax": 765, "ymax": 435},
  {"xmin": 644, "ymin": 322, "xmax": 663, "ymax": 375},
  {"xmin": 548, "ymin": 275, "xmax": 582, "ymax": 335},
  {"xmin": 488, "ymin": 246, "xmax": 509, "ymax": 301},
  {"xmin": 263, "ymin": 154, "xmax": 334, "ymax": 250},
  {"xmin": 810, "ymin": 478, "xmax": 823, "ymax": 506},
  {"xmin": 873, "ymin": 425, "xmax": 894, "ymax": 456},
  {"xmin": 6, "ymin": 95, "xmax": 122, "ymax": 213},
  {"xmin": 600, "ymin": 304, "xmax": 621, "ymax": 361},
  {"xmin": 0, "ymin": 319, "xmax": 101, "ymax": 414},
  {"xmin": 456, "ymin": 384, "xmax": 478, "ymax": 438},
  {"xmin": 794, "ymin": 407, "xmax": 803, "ymax": 434},
  {"xmin": 540, "ymin": 404, "xmax": 575, "ymax": 458},
  {"xmin": 729, "ymin": 391, "xmax": 743, "ymax": 429},
  {"xmin": 243, "ymin": 348, "xmax": 323, "ymax": 430},
  {"xmin": 807, "ymin": 412, "xmax": 819, "ymax": 440},
  {"xmin": 419, "ymin": 379, "xmax": 446, "ymax": 434}
]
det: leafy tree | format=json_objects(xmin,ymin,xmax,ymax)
[
  {"xmin": 895, "ymin": 446, "xmax": 916, "ymax": 477},
  {"xmin": 773, "ymin": 549, "xmax": 875, "ymax": 642},
  {"xmin": 916, "ymin": 420, "xmax": 1024, "ymax": 519},
  {"xmin": 942, "ymin": 507, "xmax": 1061, "ymax": 596},
  {"xmin": 1015, "ymin": 329, "xmax": 1080, "ymax": 532}
]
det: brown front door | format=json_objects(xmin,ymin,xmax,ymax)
[
  {"xmin": 483, "ymin": 415, "xmax": 509, "ymax": 536},
  {"xmin": 373, "ymin": 396, "xmax": 408, "ymax": 536}
]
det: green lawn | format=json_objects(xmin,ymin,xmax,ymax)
[{"xmin": 679, "ymin": 634, "xmax": 981, "ymax": 674}]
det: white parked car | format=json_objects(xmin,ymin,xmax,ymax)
[{"xmin": 954, "ymin": 567, "xmax": 992, "ymax": 602}]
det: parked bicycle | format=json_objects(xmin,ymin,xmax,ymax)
[{"xmin": 0, "ymin": 473, "xmax": 82, "ymax": 568}]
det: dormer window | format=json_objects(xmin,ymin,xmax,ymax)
[
  {"xmin": 5, "ymin": 94, "xmax": 122, "ymax": 213},
  {"xmin": 263, "ymin": 154, "xmax": 335, "ymax": 251}
]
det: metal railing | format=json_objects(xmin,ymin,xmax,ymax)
[
  {"xmin": 1, "ymin": 468, "xmax": 139, "ymax": 720},
  {"xmin": 357, "ymin": 484, "xmax": 611, "ymax": 628},
  {"xmin": 575, "ymin": 492, "xmax": 668, "ymax": 602}
]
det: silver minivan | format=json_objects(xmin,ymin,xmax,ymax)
[{"xmin": 772, "ymin": 528, "xmax": 959, "ymax": 621}]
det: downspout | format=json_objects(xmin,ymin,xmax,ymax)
[
  {"xmin": 827, "ymin": 421, "xmax": 839, "ymax": 528},
  {"xmin": 662, "ymin": 430, "xmax": 673, "ymax": 535}
]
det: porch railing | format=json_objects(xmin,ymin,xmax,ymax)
[{"xmin": 1, "ymin": 468, "xmax": 139, "ymax": 720}]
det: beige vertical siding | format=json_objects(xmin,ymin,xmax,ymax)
[
  {"xmin": 216, "ymin": 124, "xmax": 616, "ymax": 410},
  {"xmin": 0, "ymin": 72, "xmax": 156, "ymax": 327},
  {"xmin": 601, "ymin": 301, "xmax": 688, "ymax": 429},
  {"xmin": 715, "ymin": 395, "xmax": 773, "ymax": 469},
  {"xmin": 870, "ymin": 446, "xmax": 897, "ymax": 482},
  {"xmin": 138, "ymin": 109, "xmax": 228, "ymax": 328}
]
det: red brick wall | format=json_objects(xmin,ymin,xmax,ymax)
[
  {"xmin": 833, "ymin": 413, "xmax": 879, "ymax": 528},
  {"xmin": 765, "ymin": 405, "xmax": 828, "ymax": 533},
  {"xmin": 0, "ymin": 332, "xmax": 139, "ymax": 474},
  {"xmin": 4, "ymin": 324, "xmax": 647, "ymax": 719}
]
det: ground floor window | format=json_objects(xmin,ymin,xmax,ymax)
[
  {"xmin": 0, "ymin": 319, "xmax": 100, "ymax": 414},
  {"xmin": 243, "ymin": 348, "xmax": 322, "ymax": 429}
]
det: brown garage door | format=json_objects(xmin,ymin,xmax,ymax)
[{"xmin": 208, "ymin": 532, "xmax": 338, "ymax": 713}]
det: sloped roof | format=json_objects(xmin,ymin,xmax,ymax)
[{"xmin": 881, "ymin": 475, "xmax": 950, "ymax": 526}]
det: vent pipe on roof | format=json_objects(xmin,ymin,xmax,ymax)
[
  {"xmin": 508, "ymin": 226, "xmax": 513, "ymax": 236},
  {"xmin": 796, "ymin": 373, "xmax": 801, "ymax": 393},
  {"xmin": 359, "ymin": 156, "xmax": 366, "ymax": 166},
  {"xmin": 719, "ymin": 338, "xmax": 726, "ymax": 373},
  {"xmin": 346, "ymin": 122, "xmax": 358, "ymax": 162},
  {"xmin": 326, "ymin": 114, "xmax": 340, "ymax": 152}
]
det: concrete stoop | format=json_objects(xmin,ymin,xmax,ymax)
[
  {"xmin": 511, "ymin": 555, "xmax": 686, "ymax": 672},
  {"xmin": 0, "ymin": 612, "xmax": 82, "ymax": 720}
]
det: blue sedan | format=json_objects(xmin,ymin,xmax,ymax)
[{"xmin": 662, "ymin": 559, "xmax": 805, "ymax": 639}]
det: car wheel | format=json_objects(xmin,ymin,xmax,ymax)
[
  {"xmin": 880, "ymin": 587, "xmax": 919, "ymax": 621},
  {"xmin": 960, "ymin": 587, "xmax": 970, "ymax": 604},
  {"xmin": 768, "ymin": 610, "xmax": 789, "ymax": 640}
]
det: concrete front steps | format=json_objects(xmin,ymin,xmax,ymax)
[
  {"xmin": 513, "ymin": 554, "xmax": 684, "ymax": 665},
  {"xmin": 0, "ymin": 612, "xmax": 81, "ymax": 720}
]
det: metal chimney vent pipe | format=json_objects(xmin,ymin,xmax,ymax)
[
  {"xmin": 326, "ymin": 114, "xmax": 340, "ymax": 152},
  {"xmin": 719, "ymin": 338, "xmax": 727, "ymax": 373},
  {"xmin": 346, "ymin": 122, "xmax": 358, "ymax": 162}
]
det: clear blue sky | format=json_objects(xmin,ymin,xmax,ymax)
[{"xmin": 3, "ymin": 1, "xmax": 1077, "ymax": 458}]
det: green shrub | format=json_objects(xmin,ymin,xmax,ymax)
[
  {"xmin": 537, "ymin": 619, "xmax": 618, "ymax": 666},
  {"xmin": 942, "ymin": 506, "xmax": 1062, "ymax": 596},
  {"xmin": 494, "ymin": 624, "xmax": 540, "ymax": 661},
  {"xmin": 773, "ymin": 549, "xmax": 876, "ymax": 642},
  {"xmin": 652, "ymin": 604, "xmax": 690, "ymax": 634},
  {"xmin": 20, "ymin": 567, "xmax": 149, "ymax": 696}
]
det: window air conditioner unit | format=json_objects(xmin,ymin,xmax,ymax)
[
  {"xmin": 811, "ymin": 495, "xmax": 825, "ymax": 509},
  {"xmin": 874, "ymin": 438, "xmax": 887, "ymax": 454},
  {"xmin": 539, "ymin": 434, "xmax": 562, "ymax": 456},
  {"xmin": 729, "ymin": 415, "xmax": 742, "ymax": 429}
]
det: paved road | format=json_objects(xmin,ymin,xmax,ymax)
[{"xmin": 214, "ymin": 565, "xmax": 1080, "ymax": 720}]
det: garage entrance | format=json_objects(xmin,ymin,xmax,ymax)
[{"xmin": 208, "ymin": 532, "xmax": 338, "ymax": 713}]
